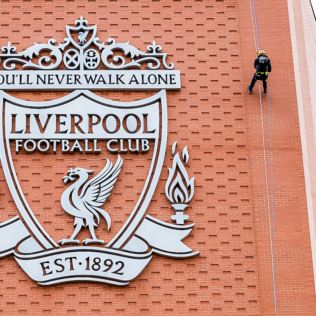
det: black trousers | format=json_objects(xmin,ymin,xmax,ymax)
[{"xmin": 249, "ymin": 74, "xmax": 268, "ymax": 93}]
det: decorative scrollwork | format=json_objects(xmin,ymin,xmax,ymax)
[
  {"xmin": 1, "ymin": 42, "xmax": 17, "ymax": 54},
  {"xmin": 100, "ymin": 38, "xmax": 173, "ymax": 70},
  {"xmin": 22, "ymin": 40, "xmax": 64, "ymax": 70},
  {"xmin": 1, "ymin": 38, "xmax": 70, "ymax": 70},
  {"xmin": 0, "ymin": 17, "xmax": 175, "ymax": 71}
]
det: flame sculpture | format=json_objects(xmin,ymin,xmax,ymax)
[{"xmin": 165, "ymin": 142, "xmax": 195, "ymax": 224}]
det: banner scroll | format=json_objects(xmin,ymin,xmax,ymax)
[{"xmin": 0, "ymin": 215, "xmax": 197, "ymax": 286}]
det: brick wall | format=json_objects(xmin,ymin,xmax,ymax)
[{"xmin": 0, "ymin": 0, "xmax": 314, "ymax": 315}]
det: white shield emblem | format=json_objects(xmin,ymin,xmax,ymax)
[
  {"xmin": 0, "ymin": 90, "xmax": 197, "ymax": 286},
  {"xmin": 65, "ymin": 16, "xmax": 97, "ymax": 50}
]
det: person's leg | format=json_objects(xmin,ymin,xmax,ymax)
[
  {"xmin": 259, "ymin": 75, "xmax": 268, "ymax": 94},
  {"xmin": 262, "ymin": 78, "xmax": 267, "ymax": 94},
  {"xmin": 248, "ymin": 74, "xmax": 257, "ymax": 93}
]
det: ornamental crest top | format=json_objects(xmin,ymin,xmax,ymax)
[
  {"xmin": 0, "ymin": 16, "xmax": 174, "ymax": 71},
  {"xmin": 0, "ymin": 17, "xmax": 179, "ymax": 90}
]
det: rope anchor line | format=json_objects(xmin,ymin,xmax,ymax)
[{"xmin": 249, "ymin": 1, "xmax": 278, "ymax": 315}]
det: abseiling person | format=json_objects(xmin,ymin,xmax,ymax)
[{"xmin": 248, "ymin": 48, "xmax": 272, "ymax": 95}]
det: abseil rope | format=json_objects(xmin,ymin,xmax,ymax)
[{"xmin": 249, "ymin": 1, "xmax": 278, "ymax": 315}]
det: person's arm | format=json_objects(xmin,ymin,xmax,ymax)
[
  {"xmin": 268, "ymin": 59, "xmax": 272, "ymax": 72},
  {"xmin": 254, "ymin": 58, "xmax": 258, "ymax": 68}
]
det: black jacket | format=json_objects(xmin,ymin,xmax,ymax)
[{"xmin": 254, "ymin": 55, "xmax": 272, "ymax": 73}]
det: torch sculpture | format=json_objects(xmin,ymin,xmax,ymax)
[{"xmin": 165, "ymin": 142, "xmax": 195, "ymax": 225}]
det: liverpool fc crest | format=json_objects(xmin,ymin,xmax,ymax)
[{"xmin": 0, "ymin": 17, "xmax": 198, "ymax": 286}]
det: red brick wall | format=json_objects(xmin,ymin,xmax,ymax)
[
  {"xmin": 239, "ymin": 0, "xmax": 316, "ymax": 314},
  {"xmin": 0, "ymin": 0, "xmax": 314, "ymax": 315}
]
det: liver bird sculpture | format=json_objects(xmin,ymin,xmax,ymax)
[
  {"xmin": 78, "ymin": 30, "xmax": 89, "ymax": 45},
  {"xmin": 59, "ymin": 155, "xmax": 123, "ymax": 245}
]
